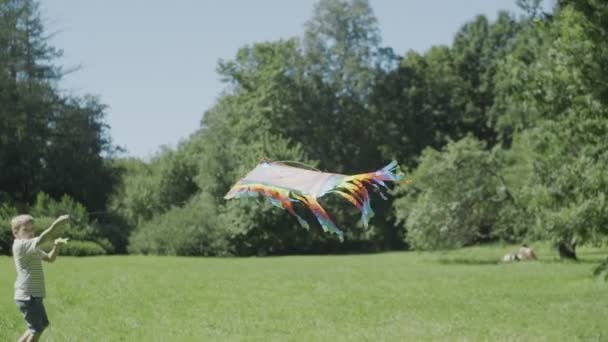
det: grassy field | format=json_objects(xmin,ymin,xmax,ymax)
[{"xmin": 1, "ymin": 244, "xmax": 606, "ymax": 341}]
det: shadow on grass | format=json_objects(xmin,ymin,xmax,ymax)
[
  {"xmin": 577, "ymin": 250, "xmax": 608, "ymax": 256},
  {"xmin": 541, "ymin": 258, "xmax": 606, "ymax": 264},
  {"xmin": 437, "ymin": 258, "xmax": 605, "ymax": 265},
  {"xmin": 437, "ymin": 258, "xmax": 500, "ymax": 266}
]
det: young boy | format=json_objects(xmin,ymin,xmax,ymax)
[{"xmin": 11, "ymin": 214, "xmax": 70, "ymax": 342}]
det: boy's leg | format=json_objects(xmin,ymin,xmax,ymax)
[
  {"xmin": 18, "ymin": 328, "xmax": 42, "ymax": 342},
  {"xmin": 28, "ymin": 332, "xmax": 41, "ymax": 342},
  {"xmin": 18, "ymin": 330, "xmax": 31, "ymax": 342},
  {"xmin": 30, "ymin": 298, "xmax": 49, "ymax": 341},
  {"xmin": 15, "ymin": 298, "xmax": 49, "ymax": 341},
  {"xmin": 16, "ymin": 300, "xmax": 34, "ymax": 342}
]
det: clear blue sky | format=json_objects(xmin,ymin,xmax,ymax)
[{"xmin": 40, "ymin": 1, "xmax": 539, "ymax": 159}]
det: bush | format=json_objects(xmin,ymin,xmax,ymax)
[
  {"xmin": 0, "ymin": 193, "xmax": 115, "ymax": 255},
  {"xmin": 55, "ymin": 240, "xmax": 107, "ymax": 256},
  {"xmin": 394, "ymin": 136, "xmax": 522, "ymax": 250},
  {"xmin": 31, "ymin": 192, "xmax": 88, "ymax": 221},
  {"xmin": 29, "ymin": 193, "xmax": 119, "ymax": 250},
  {"xmin": 128, "ymin": 193, "xmax": 234, "ymax": 256},
  {"xmin": 0, "ymin": 203, "xmax": 19, "ymax": 254}
]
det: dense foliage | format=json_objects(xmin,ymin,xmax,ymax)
[{"xmin": 2, "ymin": 0, "xmax": 607, "ymax": 272}]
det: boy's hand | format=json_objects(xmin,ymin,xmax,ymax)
[{"xmin": 54, "ymin": 237, "xmax": 69, "ymax": 246}]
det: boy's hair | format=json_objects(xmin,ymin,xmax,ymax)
[{"xmin": 10, "ymin": 214, "xmax": 34, "ymax": 235}]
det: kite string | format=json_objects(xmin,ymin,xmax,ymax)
[{"xmin": 268, "ymin": 159, "xmax": 323, "ymax": 172}]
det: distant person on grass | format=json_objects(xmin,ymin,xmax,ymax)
[
  {"xmin": 517, "ymin": 244, "xmax": 537, "ymax": 261},
  {"xmin": 11, "ymin": 214, "xmax": 70, "ymax": 342},
  {"xmin": 502, "ymin": 244, "xmax": 537, "ymax": 263}
]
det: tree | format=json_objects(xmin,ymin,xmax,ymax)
[
  {"xmin": 451, "ymin": 12, "xmax": 521, "ymax": 145},
  {"xmin": 1, "ymin": 0, "xmax": 119, "ymax": 207},
  {"xmin": 506, "ymin": 119, "xmax": 608, "ymax": 259},
  {"xmin": 557, "ymin": 0, "xmax": 608, "ymax": 103},
  {"xmin": 369, "ymin": 46, "xmax": 459, "ymax": 168},
  {"xmin": 301, "ymin": 0, "xmax": 395, "ymax": 173},
  {"xmin": 394, "ymin": 136, "xmax": 522, "ymax": 250},
  {"xmin": 211, "ymin": 29, "xmax": 398, "ymax": 252},
  {"xmin": 0, "ymin": 0, "xmax": 62, "ymax": 203},
  {"xmin": 0, "ymin": 0, "xmax": 123, "ymax": 253},
  {"xmin": 493, "ymin": 4, "xmax": 608, "ymax": 259},
  {"xmin": 303, "ymin": 0, "xmax": 382, "ymax": 99},
  {"xmin": 42, "ymin": 95, "xmax": 120, "ymax": 211},
  {"xmin": 196, "ymin": 95, "xmax": 325, "ymax": 255}
]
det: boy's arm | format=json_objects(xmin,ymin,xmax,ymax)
[
  {"xmin": 36, "ymin": 215, "xmax": 70, "ymax": 247},
  {"xmin": 41, "ymin": 238, "xmax": 69, "ymax": 263}
]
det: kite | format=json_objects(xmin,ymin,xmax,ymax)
[{"xmin": 224, "ymin": 159, "xmax": 409, "ymax": 241}]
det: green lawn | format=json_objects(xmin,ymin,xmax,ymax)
[{"xmin": 1, "ymin": 244, "xmax": 606, "ymax": 341}]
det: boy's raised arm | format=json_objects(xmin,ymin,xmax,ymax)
[{"xmin": 37, "ymin": 215, "xmax": 70, "ymax": 247}]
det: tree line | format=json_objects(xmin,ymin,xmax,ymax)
[{"xmin": 1, "ymin": 0, "xmax": 607, "ymax": 273}]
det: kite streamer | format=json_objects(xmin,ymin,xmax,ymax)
[{"xmin": 224, "ymin": 160, "xmax": 409, "ymax": 241}]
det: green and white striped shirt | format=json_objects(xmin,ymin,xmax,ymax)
[{"xmin": 13, "ymin": 237, "xmax": 47, "ymax": 300}]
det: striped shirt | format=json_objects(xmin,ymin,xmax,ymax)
[{"xmin": 13, "ymin": 237, "xmax": 48, "ymax": 300}]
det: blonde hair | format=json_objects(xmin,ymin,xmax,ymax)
[{"xmin": 10, "ymin": 214, "xmax": 34, "ymax": 235}]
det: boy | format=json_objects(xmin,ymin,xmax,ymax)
[{"xmin": 11, "ymin": 214, "xmax": 70, "ymax": 342}]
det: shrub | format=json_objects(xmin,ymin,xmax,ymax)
[
  {"xmin": 128, "ymin": 193, "xmax": 234, "ymax": 256},
  {"xmin": 56, "ymin": 240, "xmax": 107, "ymax": 256},
  {"xmin": 394, "ymin": 136, "xmax": 522, "ymax": 250},
  {"xmin": 0, "ymin": 203, "xmax": 19, "ymax": 254}
]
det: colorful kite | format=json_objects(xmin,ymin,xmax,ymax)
[{"xmin": 224, "ymin": 160, "xmax": 409, "ymax": 241}]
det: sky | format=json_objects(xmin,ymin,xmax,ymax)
[{"xmin": 40, "ymin": 1, "xmax": 539, "ymax": 159}]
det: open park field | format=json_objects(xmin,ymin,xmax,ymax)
[{"xmin": 1, "ymin": 244, "xmax": 606, "ymax": 341}]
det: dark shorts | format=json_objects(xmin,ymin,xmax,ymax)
[{"xmin": 15, "ymin": 297, "xmax": 50, "ymax": 334}]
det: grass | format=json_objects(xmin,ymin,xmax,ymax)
[{"xmin": 1, "ymin": 243, "xmax": 607, "ymax": 341}]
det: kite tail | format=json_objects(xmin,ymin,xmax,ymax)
[
  {"xmin": 294, "ymin": 194, "xmax": 344, "ymax": 242},
  {"xmin": 283, "ymin": 200, "xmax": 310, "ymax": 229},
  {"xmin": 329, "ymin": 161, "xmax": 404, "ymax": 227},
  {"xmin": 229, "ymin": 183, "xmax": 309, "ymax": 229}
]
